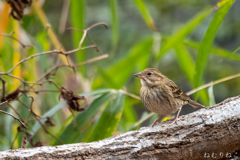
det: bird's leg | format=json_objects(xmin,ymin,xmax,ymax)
[
  {"xmin": 150, "ymin": 115, "xmax": 163, "ymax": 127},
  {"xmin": 169, "ymin": 109, "xmax": 182, "ymax": 126}
]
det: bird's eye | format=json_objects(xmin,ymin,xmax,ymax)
[{"xmin": 148, "ymin": 72, "xmax": 152, "ymax": 75}]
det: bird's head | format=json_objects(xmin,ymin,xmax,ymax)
[{"xmin": 134, "ymin": 68, "xmax": 165, "ymax": 87}]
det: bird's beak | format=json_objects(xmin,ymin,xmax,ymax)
[{"xmin": 134, "ymin": 72, "xmax": 144, "ymax": 79}]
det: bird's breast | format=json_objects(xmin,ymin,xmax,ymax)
[{"xmin": 140, "ymin": 86, "xmax": 182, "ymax": 115}]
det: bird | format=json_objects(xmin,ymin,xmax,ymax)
[{"xmin": 134, "ymin": 68, "xmax": 205, "ymax": 127}]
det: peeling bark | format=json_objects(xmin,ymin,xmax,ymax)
[{"xmin": 1, "ymin": 96, "xmax": 240, "ymax": 160}]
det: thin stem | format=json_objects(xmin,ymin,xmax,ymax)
[
  {"xmin": 0, "ymin": 32, "xmax": 33, "ymax": 48},
  {"xmin": 0, "ymin": 101, "xmax": 26, "ymax": 127},
  {"xmin": 186, "ymin": 73, "xmax": 240, "ymax": 95}
]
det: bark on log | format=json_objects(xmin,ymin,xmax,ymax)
[{"xmin": 1, "ymin": 96, "xmax": 240, "ymax": 160}]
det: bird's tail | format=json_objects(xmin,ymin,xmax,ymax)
[{"xmin": 188, "ymin": 99, "xmax": 205, "ymax": 108}]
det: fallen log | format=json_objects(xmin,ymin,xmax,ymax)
[{"xmin": 1, "ymin": 95, "xmax": 240, "ymax": 160}]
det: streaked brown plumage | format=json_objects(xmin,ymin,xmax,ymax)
[{"xmin": 135, "ymin": 68, "xmax": 204, "ymax": 127}]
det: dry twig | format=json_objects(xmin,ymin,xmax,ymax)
[
  {"xmin": 0, "ymin": 100, "xmax": 26, "ymax": 127},
  {"xmin": 0, "ymin": 22, "xmax": 109, "ymax": 148}
]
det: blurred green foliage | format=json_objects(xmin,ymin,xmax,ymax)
[{"xmin": 0, "ymin": 0, "xmax": 240, "ymax": 151}]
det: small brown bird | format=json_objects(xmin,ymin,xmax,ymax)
[{"xmin": 135, "ymin": 68, "xmax": 204, "ymax": 127}]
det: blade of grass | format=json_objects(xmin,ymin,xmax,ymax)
[
  {"xmin": 174, "ymin": 45, "xmax": 195, "ymax": 82},
  {"xmin": 118, "ymin": 97, "xmax": 137, "ymax": 132},
  {"xmin": 87, "ymin": 91, "xmax": 125, "ymax": 142},
  {"xmin": 70, "ymin": 0, "xmax": 86, "ymax": 75},
  {"xmin": 208, "ymin": 83, "xmax": 216, "ymax": 106},
  {"xmin": 188, "ymin": 72, "xmax": 240, "ymax": 96},
  {"xmin": 80, "ymin": 88, "xmax": 114, "ymax": 97},
  {"xmin": 109, "ymin": 0, "xmax": 119, "ymax": 55},
  {"xmin": 0, "ymin": 2, "xmax": 11, "ymax": 49},
  {"xmin": 184, "ymin": 40, "xmax": 240, "ymax": 61},
  {"xmin": 32, "ymin": 1, "xmax": 70, "ymax": 65},
  {"xmin": 232, "ymin": 44, "xmax": 240, "ymax": 54},
  {"xmin": 174, "ymin": 45, "xmax": 209, "ymax": 105},
  {"xmin": 78, "ymin": 123, "xmax": 94, "ymax": 142},
  {"xmin": 157, "ymin": 7, "xmax": 212, "ymax": 59},
  {"xmin": 193, "ymin": 0, "xmax": 235, "ymax": 97},
  {"xmin": 102, "ymin": 37, "xmax": 153, "ymax": 89},
  {"xmin": 133, "ymin": 0, "xmax": 157, "ymax": 31},
  {"xmin": 29, "ymin": 101, "xmax": 66, "ymax": 139},
  {"xmin": 53, "ymin": 92, "xmax": 113, "ymax": 145},
  {"xmin": 129, "ymin": 112, "xmax": 154, "ymax": 131},
  {"xmin": 221, "ymin": 43, "xmax": 240, "ymax": 61},
  {"xmin": 50, "ymin": 89, "xmax": 115, "ymax": 144},
  {"xmin": 12, "ymin": 20, "xmax": 21, "ymax": 90}
]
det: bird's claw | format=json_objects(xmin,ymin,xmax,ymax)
[
  {"xmin": 169, "ymin": 117, "xmax": 182, "ymax": 126},
  {"xmin": 150, "ymin": 122, "xmax": 159, "ymax": 127}
]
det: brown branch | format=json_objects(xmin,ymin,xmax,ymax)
[
  {"xmin": 31, "ymin": 54, "xmax": 109, "ymax": 87},
  {"xmin": 0, "ymin": 32, "xmax": 33, "ymax": 48},
  {"xmin": 0, "ymin": 22, "xmax": 109, "ymax": 150},
  {"xmin": 0, "ymin": 23, "xmax": 108, "ymax": 75},
  {"xmin": 66, "ymin": 54, "xmax": 76, "ymax": 75},
  {"xmin": 87, "ymin": 33, "xmax": 103, "ymax": 55},
  {"xmin": 10, "ymin": 132, "xmax": 19, "ymax": 149},
  {"xmin": 0, "ymin": 77, "xmax": 6, "ymax": 100},
  {"xmin": 5, "ymin": 50, "xmax": 60, "ymax": 74},
  {"xmin": 21, "ymin": 89, "xmax": 60, "ymax": 93},
  {"xmin": 1, "ymin": 95, "xmax": 240, "ymax": 159},
  {"xmin": 16, "ymin": 99, "xmax": 30, "ymax": 109},
  {"xmin": 66, "ymin": 22, "xmax": 108, "ymax": 55},
  {"xmin": 68, "ymin": 107, "xmax": 77, "ymax": 130},
  {"xmin": 186, "ymin": 72, "xmax": 240, "ymax": 95},
  {"xmin": 0, "ymin": 100, "xmax": 26, "ymax": 127},
  {"xmin": 0, "ymin": 45, "xmax": 103, "ymax": 79},
  {"xmin": 47, "ymin": 80, "xmax": 62, "ymax": 90},
  {"xmin": 7, "ymin": 103, "xmax": 26, "ymax": 123},
  {"xmin": 0, "ymin": 73, "xmax": 38, "ymax": 84},
  {"xmin": 73, "ymin": 54, "xmax": 109, "ymax": 67},
  {"xmin": 21, "ymin": 93, "xmax": 63, "ymax": 145},
  {"xmin": 58, "ymin": 0, "xmax": 70, "ymax": 34},
  {"xmin": 86, "ymin": 22, "xmax": 108, "ymax": 31},
  {"xmin": 46, "ymin": 24, "xmax": 63, "ymax": 50},
  {"xmin": 120, "ymin": 90, "xmax": 141, "ymax": 100},
  {"xmin": 21, "ymin": 136, "xmax": 27, "ymax": 148},
  {"xmin": 34, "ymin": 117, "xmax": 63, "ymax": 145}
]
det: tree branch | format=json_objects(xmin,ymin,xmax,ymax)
[{"xmin": 1, "ymin": 95, "xmax": 240, "ymax": 159}]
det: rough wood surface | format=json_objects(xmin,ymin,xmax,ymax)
[{"xmin": 1, "ymin": 96, "xmax": 240, "ymax": 160}]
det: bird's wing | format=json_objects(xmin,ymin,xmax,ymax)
[{"xmin": 166, "ymin": 80, "xmax": 190, "ymax": 101}]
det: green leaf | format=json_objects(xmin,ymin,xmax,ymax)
[
  {"xmin": 174, "ymin": 45, "xmax": 209, "ymax": 105},
  {"xmin": 133, "ymin": 0, "xmax": 156, "ymax": 31},
  {"xmin": 184, "ymin": 40, "xmax": 240, "ymax": 61},
  {"xmin": 232, "ymin": 43, "xmax": 240, "ymax": 54},
  {"xmin": 129, "ymin": 112, "xmax": 154, "ymax": 131},
  {"xmin": 174, "ymin": 45, "xmax": 195, "ymax": 82},
  {"xmin": 30, "ymin": 101, "xmax": 66, "ymax": 139},
  {"xmin": 53, "ymin": 92, "xmax": 113, "ymax": 145},
  {"xmin": 70, "ymin": 0, "xmax": 86, "ymax": 74},
  {"xmin": 80, "ymin": 88, "xmax": 113, "ymax": 97},
  {"xmin": 102, "ymin": 37, "xmax": 153, "ymax": 89},
  {"xmin": 194, "ymin": 0, "xmax": 235, "ymax": 94},
  {"xmin": 149, "ymin": 113, "xmax": 158, "ymax": 125},
  {"xmin": 208, "ymin": 83, "xmax": 216, "ymax": 106},
  {"xmin": 50, "ymin": 89, "xmax": 115, "ymax": 145},
  {"xmin": 222, "ymin": 43, "xmax": 240, "ymax": 60},
  {"xmin": 157, "ymin": 7, "xmax": 212, "ymax": 59},
  {"xmin": 4, "ymin": 107, "xmax": 14, "ymax": 149},
  {"xmin": 109, "ymin": 0, "xmax": 119, "ymax": 53},
  {"xmin": 87, "ymin": 91, "xmax": 125, "ymax": 142},
  {"xmin": 118, "ymin": 97, "xmax": 137, "ymax": 132},
  {"xmin": 98, "ymin": 68, "xmax": 118, "ymax": 88},
  {"xmin": 79, "ymin": 123, "xmax": 95, "ymax": 142}
]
